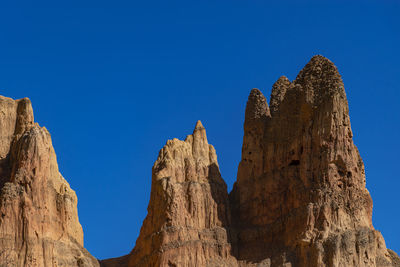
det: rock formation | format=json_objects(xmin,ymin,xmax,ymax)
[
  {"xmin": 101, "ymin": 56, "xmax": 399, "ymax": 267},
  {"xmin": 230, "ymin": 55, "xmax": 400, "ymax": 266},
  {"xmin": 1, "ymin": 55, "xmax": 399, "ymax": 267},
  {"xmin": 102, "ymin": 121, "xmax": 237, "ymax": 267},
  {"xmin": 0, "ymin": 96, "xmax": 98, "ymax": 267}
]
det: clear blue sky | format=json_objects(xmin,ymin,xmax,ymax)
[{"xmin": 1, "ymin": 1, "xmax": 399, "ymax": 260}]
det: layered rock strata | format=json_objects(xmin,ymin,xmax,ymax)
[
  {"xmin": 102, "ymin": 56, "xmax": 399, "ymax": 267},
  {"xmin": 0, "ymin": 96, "xmax": 98, "ymax": 267}
]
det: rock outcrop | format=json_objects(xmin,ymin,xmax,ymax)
[
  {"xmin": 102, "ymin": 55, "xmax": 399, "ymax": 267},
  {"xmin": 1, "ymin": 55, "xmax": 399, "ymax": 267},
  {"xmin": 0, "ymin": 96, "xmax": 98, "ymax": 267},
  {"xmin": 230, "ymin": 55, "xmax": 400, "ymax": 266},
  {"xmin": 102, "ymin": 121, "xmax": 237, "ymax": 267}
]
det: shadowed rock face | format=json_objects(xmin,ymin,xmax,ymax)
[
  {"xmin": 101, "ymin": 56, "xmax": 399, "ymax": 267},
  {"xmin": 0, "ymin": 96, "xmax": 98, "ymax": 267}
]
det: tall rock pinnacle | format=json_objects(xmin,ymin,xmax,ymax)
[
  {"xmin": 2, "ymin": 55, "xmax": 397, "ymax": 267},
  {"xmin": 0, "ymin": 96, "xmax": 98, "ymax": 267},
  {"xmin": 270, "ymin": 76, "xmax": 291, "ymax": 115},
  {"xmin": 102, "ymin": 121, "xmax": 237, "ymax": 267},
  {"xmin": 231, "ymin": 55, "xmax": 399, "ymax": 266},
  {"xmin": 244, "ymin": 88, "xmax": 270, "ymax": 124},
  {"xmin": 101, "ymin": 55, "xmax": 399, "ymax": 267}
]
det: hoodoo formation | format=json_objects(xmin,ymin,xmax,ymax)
[
  {"xmin": 101, "ymin": 56, "xmax": 400, "ymax": 267},
  {"xmin": 229, "ymin": 56, "xmax": 400, "ymax": 266},
  {"xmin": 0, "ymin": 96, "xmax": 99, "ymax": 266},
  {"xmin": 0, "ymin": 56, "xmax": 399, "ymax": 267}
]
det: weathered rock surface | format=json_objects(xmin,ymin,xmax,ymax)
[
  {"xmin": 102, "ymin": 55, "xmax": 399, "ymax": 267},
  {"xmin": 0, "ymin": 96, "xmax": 98, "ymax": 267},
  {"xmin": 230, "ymin": 55, "xmax": 399, "ymax": 266},
  {"xmin": 2, "ymin": 55, "xmax": 398, "ymax": 267},
  {"xmin": 102, "ymin": 121, "xmax": 237, "ymax": 267}
]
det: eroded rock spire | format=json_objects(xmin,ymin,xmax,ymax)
[
  {"xmin": 101, "ymin": 55, "xmax": 399, "ymax": 267},
  {"xmin": 244, "ymin": 88, "xmax": 270, "ymax": 124},
  {"xmin": 101, "ymin": 121, "xmax": 236, "ymax": 267},
  {"xmin": 231, "ymin": 55, "xmax": 398, "ymax": 266},
  {"xmin": 270, "ymin": 75, "xmax": 291, "ymax": 115},
  {"xmin": 0, "ymin": 96, "xmax": 98, "ymax": 267}
]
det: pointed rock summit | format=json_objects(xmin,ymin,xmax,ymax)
[
  {"xmin": 1, "ymin": 55, "xmax": 399, "ymax": 267},
  {"xmin": 231, "ymin": 55, "xmax": 399, "ymax": 266},
  {"xmin": 0, "ymin": 96, "xmax": 98, "ymax": 267},
  {"xmin": 103, "ymin": 56, "xmax": 399, "ymax": 267},
  {"xmin": 244, "ymin": 88, "xmax": 270, "ymax": 124},
  {"xmin": 102, "ymin": 121, "xmax": 236, "ymax": 267},
  {"xmin": 194, "ymin": 119, "xmax": 204, "ymax": 129},
  {"xmin": 270, "ymin": 75, "xmax": 291, "ymax": 115}
]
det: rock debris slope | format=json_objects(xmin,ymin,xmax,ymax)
[
  {"xmin": 101, "ymin": 56, "xmax": 399, "ymax": 267},
  {"xmin": 0, "ymin": 96, "xmax": 98, "ymax": 267}
]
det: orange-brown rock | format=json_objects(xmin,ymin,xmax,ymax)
[
  {"xmin": 0, "ymin": 96, "xmax": 98, "ymax": 267},
  {"xmin": 3, "ymin": 55, "xmax": 394, "ymax": 267},
  {"xmin": 102, "ymin": 55, "xmax": 399, "ymax": 267},
  {"xmin": 230, "ymin": 55, "xmax": 399, "ymax": 266},
  {"xmin": 102, "ymin": 121, "xmax": 237, "ymax": 267}
]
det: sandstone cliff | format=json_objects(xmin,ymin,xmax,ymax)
[
  {"xmin": 101, "ymin": 56, "xmax": 400, "ymax": 267},
  {"xmin": 0, "ymin": 96, "xmax": 98, "ymax": 267}
]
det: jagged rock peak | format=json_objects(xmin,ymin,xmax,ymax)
[
  {"xmin": 230, "ymin": 56, "xmax": 400, "ymax": 266},
  {"xmin": 244, "ymin": 88, "xmax": 270, "ymax": 124},
  {"xmin": 0, "ymin": 95, "xmax": 98, "ymax": 267},
  {"xmin": 270, "ymin": 75, "xmax": 291, "ymax": 115},
  {"xmin": 104, "ymin": 121, "xmax": 236, "ymax": 267},
  {"xmin": 194, "ymin": 119, "xmax": 205, "ymax": 130},
  {"xmin": 296, "ymin": 55, "xmax": 341, "ymax": 81},
  {"xmin": 99, "ymin": 56, "xmax": 399, "ymax": 267},
  {"xmin": 295, "ymin": 55, "xmax": 345, "ymax": 101},
  {"xmin": 15, "ymin": 97, "xmax": 34, "ymax": 135},
  {"xmin": 0, "ymin": 96, "xmax": 34, "ymax": 159}
]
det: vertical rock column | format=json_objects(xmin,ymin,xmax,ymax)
[
  {"xmin": 0, "ymin": 96, "xmax": 98, "ymax": 267},
  {"xmin": 122, "ymin": 121, "xmax": 237, "ymax": 267},
  {"xmin": 231, "ymin": 56, "xmax": 398, "ymax": 267}
]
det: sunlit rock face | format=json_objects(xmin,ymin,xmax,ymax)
[
  {"xmin": 230, "ymin": 55, "xmax": 399, "ymax": 266},
  {"xmin": 119, "ymin": 120, "xmax": 237, "ymax": 267},
  {"xmin": 102, "ymin": 56, "xmax": 399, "ymax": 267},
  {"xmin": 1, "ymin": 55, "xmax": 398, "ymax": 267},
  {"xmin": 0, "ymin": 96, "xmax": 99, "ymax": 267}
]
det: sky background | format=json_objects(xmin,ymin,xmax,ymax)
[{"xmin": 0, "ymin": 0, "xmax": 399, "ymax": 260}]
